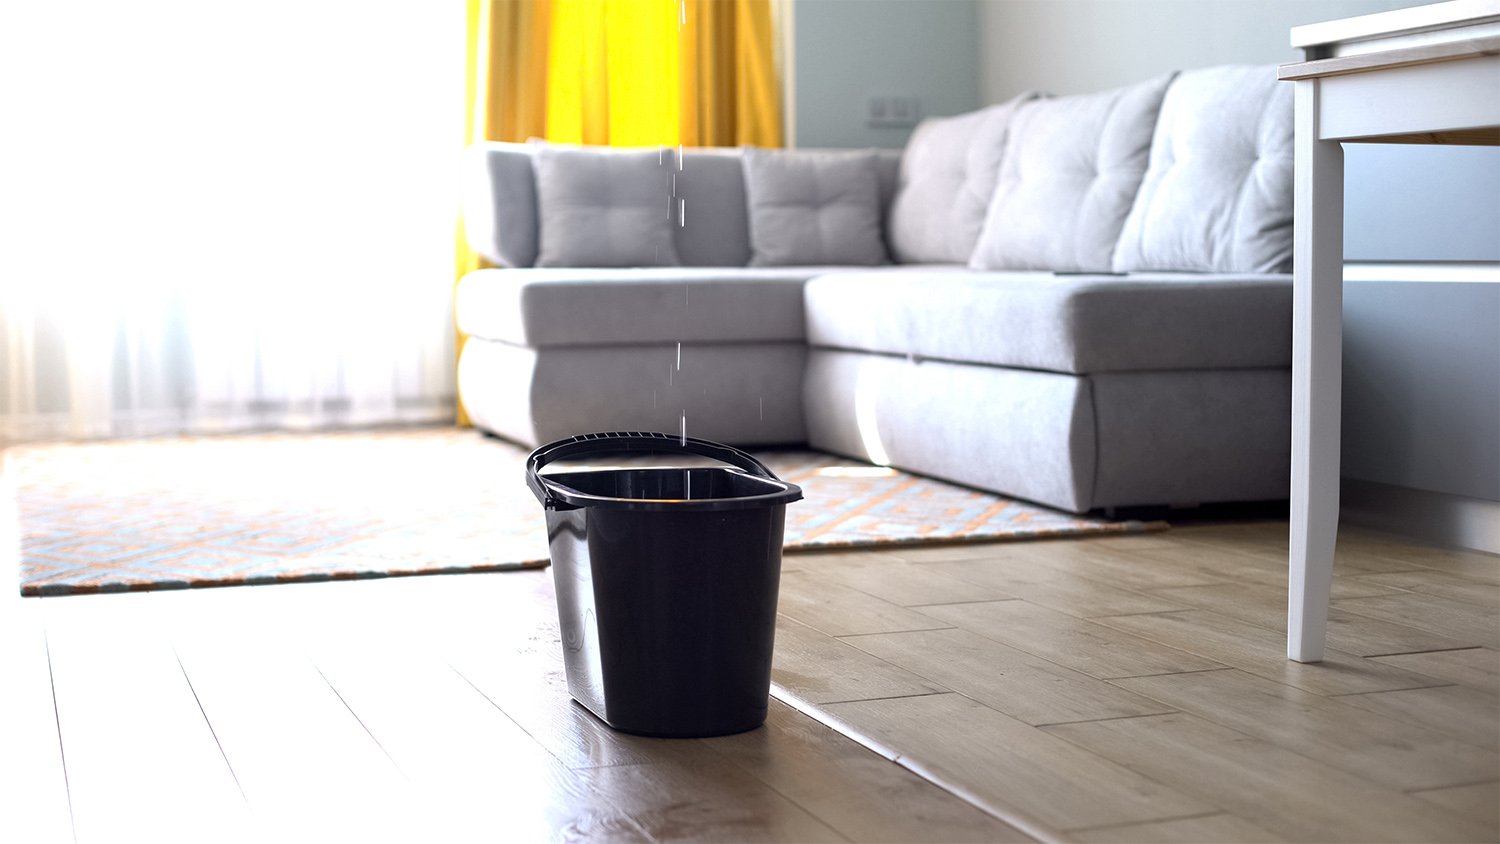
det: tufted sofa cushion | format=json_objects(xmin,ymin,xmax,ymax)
[
  {"xmin": 969, "ymin": 73, "xmax": 1175, "ymax": 272},
  {"xmin": 534, "ymin": 146, "xmax": 680, "ymax": 268},
  {"xmin": 887, "ymin": 92, "xmax": 1037, "ymax": 264},
  {"xmin": 1113, "ymin": 65, "xmax": 1294, "ymax": 273},
  {"xmin": 743, "ymin": 148, "xmax": 889, "ymax": 267}
]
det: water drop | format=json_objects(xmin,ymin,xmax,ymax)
[{"xmin": 676, "ymin": 342, "xmax": 681, "ymax": 371}]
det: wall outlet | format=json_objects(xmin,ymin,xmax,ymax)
[{"xmin": 866, "ymin": 95, "xmax": 920, "ymax": 128}]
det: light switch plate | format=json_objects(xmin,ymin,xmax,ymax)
[{"xmin": 866, "ymin": 95, "xmax": 920, "ymax": 128}]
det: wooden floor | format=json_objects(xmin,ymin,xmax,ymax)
[{"xmin": 3, "ymin": 520, "xmax": 1496, "ymax": 843}]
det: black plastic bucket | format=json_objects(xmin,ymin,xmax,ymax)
[{"xmin": 525, "ymin": 431, "xmax": 803, "ymax": 737}]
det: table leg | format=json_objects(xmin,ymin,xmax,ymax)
[{"xmin": 1288, "ymin": 78, "xmax": 1344, "ymax": 663}]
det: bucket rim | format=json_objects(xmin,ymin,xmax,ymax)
[
  {"xmin": 536, "ymin": 466, "xmax": 802, "ymax": 511},
  {"xmin": 527, "ymin": 432, "xmax": 803, "ymax": 512}
]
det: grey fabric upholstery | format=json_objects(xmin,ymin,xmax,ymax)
[
  {"xmin": 970, "ymin": 74, "xmax": 1174, "ymax": 272},
  {"xmin": 454, "ymin": 70, "xmax": 1295, "ymax": 513},
  {"xmin": 804, "ymin": 350, "xmax": 1290, "ymax": 512},
  {"xmin": 1090, "ymin": 369, "xmax": 1291, "ymax": 507},
  {"xmin": 534, "ymin": 146, "xmax": 679, "ymax": 268},
  {"xmin": 456, "ymin": 267, "xmax": 818, "ymax": 346},
  {"xmin": 462, "ymin": 142, "xmax": 538, "ymax": 268},
  {"xmin": 674, "ymin": 148, "xmax": 754, "ymax": 267},
  {"xmin": 888, "ymin": 93, "xmax": 1036, "ymax": 264},
  {"xmin": 463, "ymin": 143, "xmax": 903, "ymax": 271},
  {"xmin": 804, "ymin": 349, "xmax": 1097, "ymax": 512},
  {"xmin": 872, "ymin": 148, "xmax": 901, "ymax": 215},
  {"xmin": 1114, "ymin": 65, "xmax": 1294, "ymax": 273},
  {"xmin": 742, "ymin": 148, "xmax": 888, "ymax": 267},
  {"xmin": 804, "ymin": 270, "xmax": 1292, "ymax": 373},
  {"xmin": 459, "ymin": 336, "xmax": 807, "ymax": 447}
]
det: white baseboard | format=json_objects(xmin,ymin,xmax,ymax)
[{"xmin": 1341, "ymin": 478, "xmax": 1500, "ymax": 554}]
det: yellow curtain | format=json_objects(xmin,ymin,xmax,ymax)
[
  {"xmin": 678, "ymin": 0, "xmax": 782, "ymax": 146},
  {"xmin": 545, "ymin": 0, "xmax": 781, "ymax": 147},
  {"xmin": 458, "ymin": 0, "xmax": 782, "ymax": 423}
]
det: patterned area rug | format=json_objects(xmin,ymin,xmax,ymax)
[{"xmin": 5, "ymin": 428, "xmax": 1165, "ymax": 596}]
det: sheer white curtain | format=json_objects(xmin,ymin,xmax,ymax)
[{"xmin": 0, "ymin": 1, "xmax": 463, "ymax": 444}]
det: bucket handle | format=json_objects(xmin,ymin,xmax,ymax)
[{"xmin": 526, "ymin": 431, "xmax": 779, "ymax": 508}]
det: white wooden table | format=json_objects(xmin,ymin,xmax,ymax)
[{"xmin": 1280, "ymin": 0, "xmax": 1500, "ymax": 662}]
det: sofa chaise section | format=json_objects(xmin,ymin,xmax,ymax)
[{"xmin": 802, "ymin": 270, "xmax": 1292, "ymax": 512}]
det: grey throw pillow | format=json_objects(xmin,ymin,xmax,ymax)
[
  {"xmin": 534, "ymin": 145, "xmax": 679, "ymax": 268},
  {"xmin": 742, "ymin": 148, "xmax": 888, "ymax": 267},
  {"xmin": 1113, "ymin": 65, "xmax": 1294, "ymax": 273},
  {"xmin": 970, "ymin": 73, "xmax": 1175, "ymax": 272},
  {"xmin": 888, "ymin": 93, "xmax": 1038, "ymax": 264}
]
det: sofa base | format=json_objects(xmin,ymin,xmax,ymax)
[
  {"xmin": 459, "ymin": 337, "xmax": 807, "ymax": 448},
  {"xmin": 804, "ymin": 349, "xmax": 1289, "ymax": 513}
]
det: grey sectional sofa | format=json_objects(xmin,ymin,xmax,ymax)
[{"xmin": 457, "ymin": 64, "xmax": 1293, "ymax": 514}]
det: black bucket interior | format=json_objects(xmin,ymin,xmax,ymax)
[{"xmin": 543, "ymin": 467, "xmax": 783, "ymax": 501}]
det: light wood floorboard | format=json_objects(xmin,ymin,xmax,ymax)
[
  {"xmin": 839, "ymin": 627, "xmax": 1176, "ymax": 726},
  {"xmin": 1150, "ymin": 580, "xmax": 1473, "ymax": 656},
  {"xmin": 1333, "ymin": 590, "xmax": 1500, "ymax": 648},
  {"xmin": 1044, "ymin": 712, "xmax": 1493, "ymax": 842},
  {"xmin": 1369, "ymin": 646, "xmax": 1500, "ymax": 694},
  {"xmin": 1097, "ymin": 609, "xmax": 1451, "ymax": 695},
  {"xmin": 921, "ymin": 557, "xmax": 1191, "ymax": 618},
  {"xmin": 774, "ymin": 569, "xmax": 954, "ymax": 637},
  {"xmin": 1409, "ymin": 782, "xmax": 1500, "ymax": 829},
  {"xmin": 0, "ymin": 596, "xmax": 75, "ymax": 844},
  {"xmin": 817, "ymin": 693, "xmax": 1213, "ymax": 834},
  {"xmin": 1333, "ymin": 683, "xmax": 1500, "ymax": 751},
  {"xmin": 7, "ymin": 518, "xmax": 1497, "ymax": 842},
  {"xmin": 769, "ymin": 614, "xmax": 948, "ymax": 705},
  {"xmin": 917, "ymin": 599, "xmax": 1228, "ymax": 679},
  {"xmin": 1111, "ymin": 668, "xmax": 1498, "ymax": 790},
  {"xmin": 1069, "ymin": 812, "xmax": 1286, "ymax": 843}
]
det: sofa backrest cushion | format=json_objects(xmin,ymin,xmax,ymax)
[
  {"xmin": 742, "ymin": 147, "xmax": 888, "ymax": 266},
  {"xmin": 534, "ymin": 146, "xmax": 680, "ymax": 268},
  {"xmin": 1113, "ymin": 65, "xmax": 1294, "ymax": 273},
  {"xmin": 970, "ymin": 73, "xmax": 1175, "ymax": 272},
  {"xmin": 463, "ymin": 141, "xmax": 539, "ymax": 268},
  {"xmin": 674, "ymin": 148, "xmax": 754, "ymax": 266},
  {"xmin": 887, "ymin": 93, "xmax": 1036, "ymax": 264}
]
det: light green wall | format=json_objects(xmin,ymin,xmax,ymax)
[{"xmin": 792, "ymin": 0, "xmax": 979, "ymax": 148}]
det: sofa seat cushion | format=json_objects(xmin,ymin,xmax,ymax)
[
  {"xmin": 804, "ymin": 270, "xmax": 1291, "ymax": 374},
  {"xmin": 457, "ymin": 267, "xmax": 829, "ymax": 347}
]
